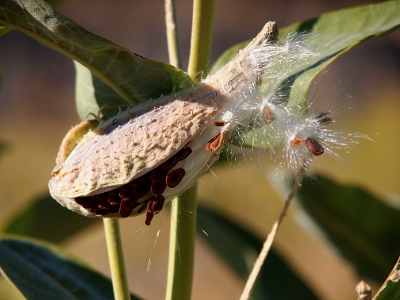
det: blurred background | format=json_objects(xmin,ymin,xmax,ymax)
[{"xmin": 0, "ymin": 0, "xmax": 399, "ymax": 299}]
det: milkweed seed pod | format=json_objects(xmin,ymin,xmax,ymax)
[{"xmin": 49, "ymin": 22, "xmax": 279, "ymax": 225}]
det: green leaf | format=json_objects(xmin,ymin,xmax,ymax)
[
  {"xmin": 3, "ymin": 194, "xmax": 98, "ymax": 243},
  {"xmin": 74, "ymin": 62, "xmax": 133, "ymax": 119},
  {"xmin": 374, "ymin": 258, "xmax": 400, "ymax": 300},
  {"xmin": 0, "ymin": 0, "xmax": 193, "ymax": 118},
  {"xmin": 209, "ymin": 41, "xmax": 247, "ymax": 76},
  {"xmin": 0, "ymin": 235, "xmax": 141, "ymax": 300},
  {"xmin": 197, "ymin": 206, "xmax": 318, "ymax": 300},
  {"xmin": 298, "ymin": 175, "xmax": 400, "ymax": 282},
  {"xmin": 210, "ymin": 0, "xmax": 400, "ymax": 149},
  {"xmin": 283, "ymin": 0, "xmax": 400, "ymax": 108}
]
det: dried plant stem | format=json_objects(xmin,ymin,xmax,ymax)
[
  {"xmin": 165, "ymin": 0, "xmax": 182, "ymax": 69},
  {"xmin": 239, "ymin": 164, "xmax": 308, "ymax": 300},
  {"xmin": 103, "ymin": 218, "xmax": 130, "ymax": 300},
  {"xmin": 165, "ymin": 184, "xmax": 198, "ymax": 300},
  {"xmin": 187, "ymin": 0, "xmax": 216, "ymax": 82}
]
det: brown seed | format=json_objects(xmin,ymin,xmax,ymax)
[
  {"xmin": 137, "ymin": 172, "xmax": 152, "ymax": 183},
  {"xmin": 129, "ymin": 179, "xmax": 142, "ymax": 189},
  {"xmin": 144, "ymin": 195, "xmax": 165, "ymax": 225},
  {"xmin": 206, "ymin": 132, "xmax": 224, "ymax": 152},
  {"xmin": 90, "ymin": 197, "xmax": 104, "ymax": 208},
  {"xmin": 305, "ymin": 138, "xmax": 324, "ymax": 156},
  {"xmin": 146, "ymin": 197, "xmax": 157, "ymax": 213},
  {"xmin": 119, "ymin": 184, "xmax": 131, "ymax": 192},
  {"xmin": 119, "ymin": 191, "xmax": 132, "ymax": 201},
  {"xmin": 107, "ymin": 189, "xmax": 119, "ymax": 195},
  {"xmin": 119, "ymin": 197, "xmax": 138, "ymax": 218},
  {"xmin": 107, "ymin": 194, "xmax": 121, "ymax": 206},
  {"xmin": 166, "ymin": 168, "xmax": 186, "ymax": 188},
  {"xmin": 290, "ymin": 137, "xmax": 304, "ymax": 148},
  {"xmin": 151, "ymin": 181, "xmax": 167, "ymax": 195},
  {"xmin": 75, "ymin": 197, "xmax": 89, "ymax": 208},
  {"xmin": 101, "ymin": 206, "xmax": 119, "ymax": 216},
  {"xmin": 263, "ymin": 107, "xmax": 271, "ymax": 124},
  {"xmin": 159, "ymin": 159, "xmax": 178, "ymax": 171},
  {"xmin": 171, "ymin": 147, "xmax": 192, "ymax": 162},
  {"xmin": 98, "ymin": 202, "xmax": 112, "ymax": 210},
  {"xmin": 107, "ymin": 207, "xmax": 120, "ymax": 215},
  {"xmin": 76, "ymin": 197, "xmax": 98, "ymax": 209},
  {"xmin": 147, "ymin": 195, "xmax": 165, "ymax": 214},
  {"xmin": 150, "ymin": 167, "xmax": 168, "ymax": 182},
  {"xmin": 153, "ymin": 195, "xmax": 165, "ymax": 214},
  {"xmin": 212, "ymin": 120, "xmax": 227, "ymax": 126},
  {"xmin": 131, "ymin": 180, "xmax": 152, "ymax": 198},
  {"xmin": 145, "ymin": 212, "xmax": 154, "ymax": 226},
  {"xmin": 93, "ymin": 194, "xmax": 107, "ymax": 202}
]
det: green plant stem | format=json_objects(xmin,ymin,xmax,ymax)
[
  {"xmin": 103, "ymin": 218, "xmax": 130, "ymax": 300},
  {"xmin": 165, "ymin": 0, "xmax": 183, "ymax": 69},
  {"xmin": 187, "ymin": 0, "xmax": 216, "ymax": 82},
  {"xmin": 165, "ymin": 184, "xmax": 198, "ymax": 300},
  {"xmin": 165, "ymin": 1, "xmax": 215, "ymax": 299}
]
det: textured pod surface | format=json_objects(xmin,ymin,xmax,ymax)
[
  {"xmin": 50, "ymin": 83, "xmax": 224, "ymax": 198},
  {"xmin": 49, "ymin": 83, "xmax": 226, "ymax": 219},
  {"xmin": 49, "ymin": 22, "xmax": 279, "ymax": 223}
]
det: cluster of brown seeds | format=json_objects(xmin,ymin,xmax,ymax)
[
  {"xmin": 75, "ymin": 147, "xmax": 192, "ymax": 225},
  {"xmin": 289, "ymin": 136, "xmax": 324, "ymax": 156},
  {"xmin": 263, "ymin": 106, "xmax": 325, "ymax": 156}
]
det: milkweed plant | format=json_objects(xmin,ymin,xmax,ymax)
[{"xmin": 0, "ymin": 0, "xmax": 400, "ymax": 300}]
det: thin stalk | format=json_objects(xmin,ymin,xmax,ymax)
[
  {"xmin": 165, "ymin": 184, "xmax": 198, "ymax": 300},
  {"xmin": 187, "ymin": 0, "xmax": 216, "ymax": 82},
  {"xmin": 239, "ymin": 163, "xmax": 309, "ymax": 300},
  {"xmin": 165, "ymin": 1, "xmax": 215, "ymax": 299},
  {"xmin": 103, "ymin": 218, "xmax": 130, "ymax": 300},
  {"xmin": 165, "ymin": 0, "xmax": 183, "ymax": 69}
]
